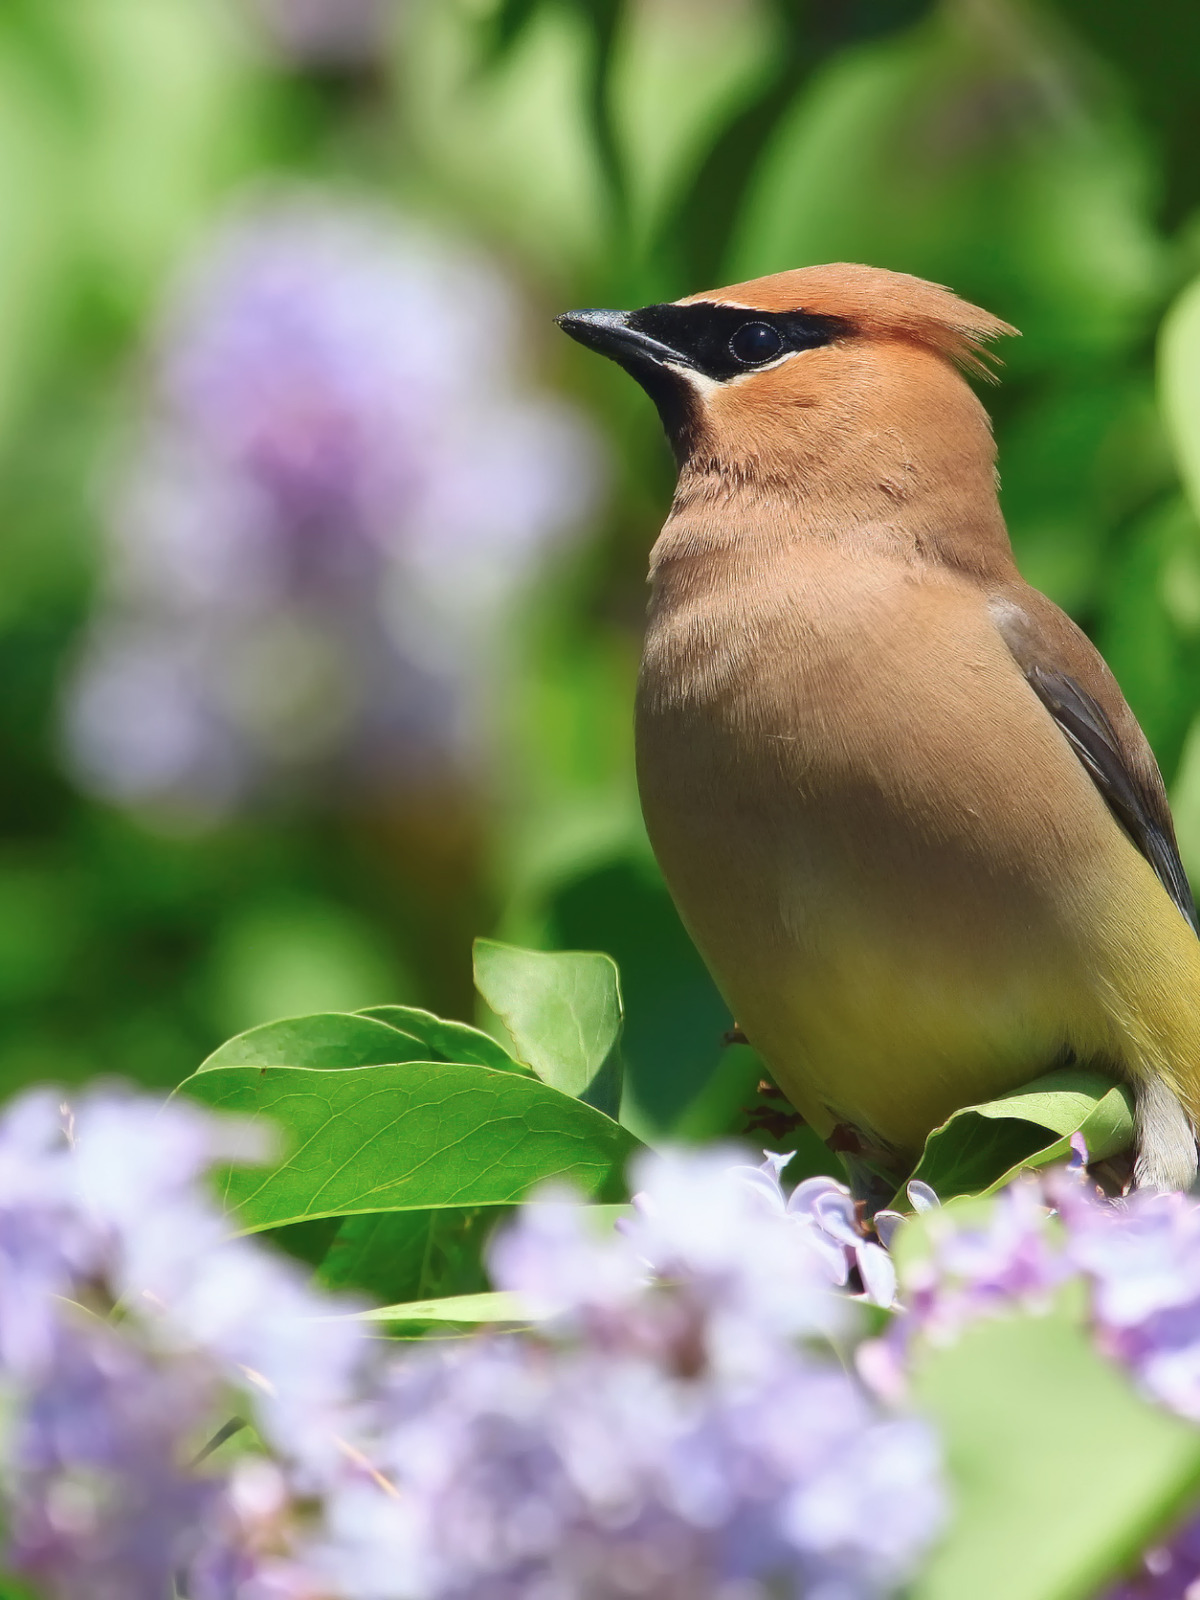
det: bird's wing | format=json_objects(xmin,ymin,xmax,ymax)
[{"xmin": 990, "ymin": 586, "xmax": 1197, "ymax": 932}]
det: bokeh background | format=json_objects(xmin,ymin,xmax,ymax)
[{"xmin": 2, "ymin": 0, "xmax": 1200, "ymax": 1140}]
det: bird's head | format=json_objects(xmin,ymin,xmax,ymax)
[{"xmin": 558, "ymin": 264, "xmax": 1017, "ymax": 507}]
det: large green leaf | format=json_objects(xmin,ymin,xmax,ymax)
[
  {"xmin": 357, "ymin": 1004, "xmax": 528, "ymax": 1075},
  {"xmin": 912, "ymin": 1306, "xmax": 1200, "ymax": 1600},
  {"xmin": 903, "ymin": 1068, "xmax": 1134, "ymax": 1204},
  {"xmin": 198, "ymin": 1013, "xmax": 427, "ymax": 1073},
  {"xmin": 473, "ymin": 939, "xmax": 624, "ymax": 1118},
  {"xmin": 177, "ymin": 1061, "xmax": 640, "ymax": 1232}
]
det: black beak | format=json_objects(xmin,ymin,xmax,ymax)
[
  {"xmin": 556, "ymin": 305, "xmax": 702, "ymax": 464},
  {"xmin": 555, "ymin": 309, "xmax": 689, "ymax": 375}
]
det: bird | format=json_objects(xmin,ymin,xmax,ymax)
[{"xmin": 557, "ymin": 262, "xmax": 1200, "ymax": 1197}]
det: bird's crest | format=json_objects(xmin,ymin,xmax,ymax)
[{"xmin": 683, "ymin": 262, "xmax": 1018, "ymax": 379}]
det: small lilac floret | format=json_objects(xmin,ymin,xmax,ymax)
[
  {"xmin": 906, "ymin": 1180, "xmax": 940, "ymax": 1213},
  {"xmin": 873, "ymin": 1210, "xmax": 905, "ymax": 1251}
]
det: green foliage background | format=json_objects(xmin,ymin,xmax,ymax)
[{"xmin": 1, "ymin": 0, "xmax": 1200, "ymax": 1148}]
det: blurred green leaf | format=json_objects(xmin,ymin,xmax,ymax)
[
  {"xmin": 177, "ymin": 1061, "xmax": 640, "ymax": 1231},
  {"xmin": 1160, "ymin": 274, "xmax": 1200, "ymax": 523},
  {"xmin": 0, "ymin": 0, "xmax": 88, "ymax": 109},
  {"xmin": 473, "ymin": 938, "xmax": 623, "ymax": 1118},
  {"xmin": 1170, "ymin": 713, "xmax": 1200, "ymax": 885},
  {"xmin": 357, "ymin": 1004, "xmax": 529, "ymax": 1075},
  {"xmin": 198, "ymin": 1013, "xmax": 428, "ymax": 1072},
  {"xmin": 730, "ymin": 8, "xmax": 1162, "ymax": 362},
  {"xmin": 0, "ymin": 1572, "xmax": 41, "ymax": 1600},
  {"xmin": 1095, "ymin": 498, "xmax": 1193, "ymax": 776},
  {"xmin": 912, "ymin": 1306, "xmax": 1200, "ymax": 1600},
  {"xmin": 1049, "ymin": 0, "xmax": 1200, "ymax": 228},
  {"xmin": 905, "ymin": 1067, "xmax": 1134, "ymax": 1203},
  {"xmin": 477, "ymin": 0, "xmax": 627, "ymax": 233},
  {"xmin": 477, "ymin": 0, "xmax": 546, "ymax": 67},
  {"xmin": 657, "ymin": 0, "xmax": 933, "ymax": 286},
  {"xmin": 206, "ymin": 898, "xmax": 408, "ymax": 1037}
]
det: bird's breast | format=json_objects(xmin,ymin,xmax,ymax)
[{"xmin": 635, "ymin": 543, "xmax": 1125, "ymax": 1151}]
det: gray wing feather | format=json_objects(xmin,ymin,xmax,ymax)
[{"xmin": 1025, "ymin": 664, "xmax": 1198, "ymax": 933}]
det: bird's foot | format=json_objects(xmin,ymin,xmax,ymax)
[
  {"xmin": 723, "ymin": 1024, "xmax": 749, "ymax": 1046},
  {"xmin": 827, "ymin": 1123, "xmax": 906, "ymax": 1215},
  {"xmin": 1088, "ymin": 1151, "xmax": 1134, "ymax": 1198}
]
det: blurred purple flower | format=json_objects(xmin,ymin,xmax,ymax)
[
  {"xmin": 0, "ymin": 1085, "xmax": 373, "ymax": 1596},
  {"xmin": 249, "ymin": 0, "xmax": 397, "ymax": 70},
  {"xmin": 1099, "ymin": 1509, "xmax": 1200, "ymax": 1600},
  {"xmin": 63, "ymin": 192, "xmax": 603, "ymax": 816},
  {"xmin": 891, "ymin": 1175, "xmax": 1069, "ymax": 1358},
  {"xmin": 321, "ymin": 1342, "xmax": 943, "ymax": 1600},
  {"xmin": 877, "ymin": 1159, "xmax": 1200, "ymax": 1440},
  {"xmin": 317, "ymin": 1153, "xmax": 946, "ymax": 1600},
  {"xmin": 9, "ymin": 1318, "xmax": 223, "ymax": 1600},
  {"xmin": 0, "ymin": 1102, "xmax": 947, "ymax": 1599}
]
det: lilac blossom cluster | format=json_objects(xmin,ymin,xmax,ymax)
[
  {"xmin": 875, "ymin": 1151, "xmax": 1200, "ymax": 1598},
  {"xmin": 16, "ymin": 1077, "xmax": 1200, "ymax": 1600},
  {"xmin": 881, "ymin": 1149, "xmax": 1200, "ymax": 1423},
  {"xmin": 63, "ymin": 193, "xmax": 602, "ymax": 817},
  {"xmin": 0, "ymin": 1097, "xmax": 944, "ymax": 1600},
  {"xmin": 331, "ymin": 1151, "xmax": 941, "ymax": 1600},
  {"xmin": 0, "ymin": 1087, "xmax": 368, "ymax": 1598}
]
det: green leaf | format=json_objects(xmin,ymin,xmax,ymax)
[
  {"xmin": 911, "ymin": 1306, "xmax": 1200, "ymax": 1600},
  {"xmin": 357, "ymin": 1004, "xmax": 528, "ymax": 1075},
  {"xmin": 177, "ymin": 1061, "xmax": 640, "ymax": 1232},
  {"xmin": 317, "ymin": 1207, "xmax": 500, "ymax": 1304},
  {"xmin": 0, "ymin": 1573, "xmax": 42, "ymax": 1600},
  {"xmin": 197, "ymin": 1013, "xmax": 427, "ymax": 1073},
  {"xmin": 473, "ymin": 939, "xmax": 623, "ymax": 1117},
  {"xmin": 542, "ymin": 853, "xmax": 732, "ymax": 1134},
  {"xmin": 903, "ymin": 1067, "xmax": 1134, "ymax": 1203},
  {"xmin": 1162, "ymin": 273, "xmax": 1200, "ymax": 523},
  {"xmin": 355, "ymin": 1290, "xmax": 535, "ymax": 1326}
]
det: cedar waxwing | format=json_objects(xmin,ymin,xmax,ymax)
[{"xmin": 558, "ymin": 263, "xmax": 1200, "ymax": 1196}]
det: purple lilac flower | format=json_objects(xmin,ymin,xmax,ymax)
[
  {"xmin": 312, "ymin": 1150, "xmax": 947, "ymax": 1600},
  {"xmin": 0, "ymin": 1086, "xmax": 372, "ymax": 1596},
  {"xmin": 876, "ymin": 1159, "xmax": 1200, "ymax": 1431},
  {"xmin": 8, "ymin": 1317, "xmax": 223, "ymax": 1600},
  {"xmin": 319, "ymin": 1337, "xmax": 942, "ymax": 1600},
  {"xmin": 0, "ymin": 1105, "xmax": 947, "ymax": 1600},
  {"xmin": 249, "ymin": 0, "xmax": 397, "ymax": 69},
  {"xmin": 63, "ymin": 192, "xmax": 603, "ymax": 816}
]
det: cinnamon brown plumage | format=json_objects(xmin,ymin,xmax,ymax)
[{"xmin": 558, "ymin": 263, "xmax": 1200, "ymax": 1193}]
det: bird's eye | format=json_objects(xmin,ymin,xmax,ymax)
[{"xmin": 729, "ymin": 322, "xmax": 784, "ymax": 366}]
